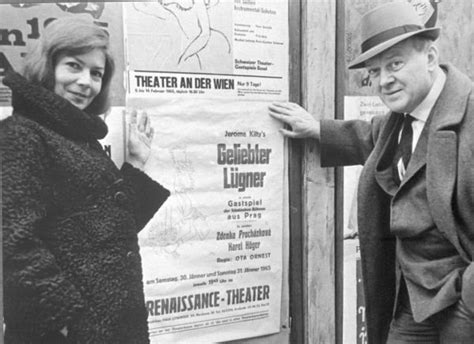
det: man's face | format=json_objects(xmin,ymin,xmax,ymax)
[{"xmin": 365, "ymin": 39, "xmax": 436, "ymax": 114}]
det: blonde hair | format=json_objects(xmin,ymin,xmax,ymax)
[{"xmin": 22, "ymin": 17, "xmax": 115, "ymax": 115}]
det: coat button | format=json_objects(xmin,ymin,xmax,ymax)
[
  {"xmin": 114, "ymin": 191, "xmax": 127, "ymax": 203},
  {"xmin": 126, "ymin": 251, "xmax": 136, "ymax": 259}
]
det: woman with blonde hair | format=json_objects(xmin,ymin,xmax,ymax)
[{"xmin": 1, "ymin": 17, "xmax": 169, "ymax": 343}]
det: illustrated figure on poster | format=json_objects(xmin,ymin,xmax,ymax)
[
  {"xmin": 1, "ymin": 17, "xmax": 170, "ymax": 343},
  {"xmin": 170, "ymin": 146, "xmax": 210, "ymax": 240},
  {"xmin": 132, "ymin": 0, "xmax": 231, "ymax": 69},
  {"xmin": 146, "ymin": 145, "xmax": 210, "ymax": 256}
]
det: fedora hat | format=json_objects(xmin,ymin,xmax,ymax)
[{"xmin": 348, "ymin": 1, "xmax": 440, "ymax": 69}]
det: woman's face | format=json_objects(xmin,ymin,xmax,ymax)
[{"xmin": 54, "ymin": 48, "xmax": 106, "ymax": 111}]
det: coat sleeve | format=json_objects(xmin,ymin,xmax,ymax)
[
  {"xmin": 120, "ymin": 162, "xmax": 170, "ymax": 230},
  {"xmin": 320, "ymin": 115, "xmax": 385, "ymax": 167},
  {"xmin": 462, "ymin": 263, "xmax": 474, "ymax": 313},
  {"xmin": 1, "ymin": 122, "xmax": 84, "ymax": 337}
]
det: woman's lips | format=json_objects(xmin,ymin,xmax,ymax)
[{"xmin": 68, "ymin": 91, "xmax": 88, "ymax": 99}]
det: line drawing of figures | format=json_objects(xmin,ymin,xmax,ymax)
[
  {"xmin": 149, "ymin": 207, "xmax": 181, "ymax": 257},
  {"xmin": 146, "ymin": 145, "xmax": 210, "ymax": 257},
  {"xmin": 170, "ymin": 146, "xmax": 210, "ymax": 242},
  {"xmin": 132, "ymin": 0, "xmax": 231, "ymax": 69}
]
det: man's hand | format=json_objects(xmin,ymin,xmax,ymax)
[{"xmin": 268, "ymin": 102, "xmax": 320, "ymax": 139}]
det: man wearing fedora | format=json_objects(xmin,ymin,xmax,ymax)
[{"xmin": 269, "ymin": 1, "xmax": 474, "ymax": 343}]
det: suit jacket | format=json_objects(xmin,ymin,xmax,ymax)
[{"xmin": 320, "ymin": 64, "xmax": 474, "ymax": 343}]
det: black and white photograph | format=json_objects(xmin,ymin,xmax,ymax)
[{"xmin": 1, "ymin": 1, "xmax": 473, "ymax": 343}]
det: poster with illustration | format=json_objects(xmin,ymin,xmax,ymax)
[
  {"xmin": 1, "ymin": 2, "xmax": 290, "ymax": 342},
  {"xmin": 125, "ymin": 96, "xmax": 287, "ymax": 342},
  {"xmin": 123, "ymin": 1, "xmax": 289, "ymax": 100},
  {"xmin": 123, "ymin": 2, "xmax": 289, "ymax": 341}
]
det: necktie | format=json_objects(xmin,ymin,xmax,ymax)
[{"xmin": 393, "ymin": 114, "xmax": 415, "ymax": 185}]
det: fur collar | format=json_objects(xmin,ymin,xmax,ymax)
[{"xmin": 3, "ymin": 71, "xmax": 108, "ymax": 141}]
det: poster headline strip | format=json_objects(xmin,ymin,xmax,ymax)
[{"xmin": 134, "ymin": 70, "xmax": 284, "ymax": 80}]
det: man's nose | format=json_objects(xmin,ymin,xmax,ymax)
[{"xmin": 379, "ymin": 69, "xmax": 394, "ymax": 87}]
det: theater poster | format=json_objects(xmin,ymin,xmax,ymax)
[
  {"xmin": 1, "ymin": 2, "xmax": 289, "ymax": 342},
  {"xmin": 123, "ymin": 1, "xmax": 289, "ymax": 342},
  {"xmin": 123, "ymin": 0, "xmax": 288, "ymax": 100}
]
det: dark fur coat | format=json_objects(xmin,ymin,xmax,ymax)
[{"xmin": 1, "ymin": 71, "xmax": 170, "ymax": 343}]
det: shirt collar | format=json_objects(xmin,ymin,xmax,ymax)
[{"xmin": 409, "ymin": 66, "xmax": 446, "ymax": 123}]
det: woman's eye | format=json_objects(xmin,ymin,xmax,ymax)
[
  {"xmin": 91, "ymin": 70, "xmax": 103, "ymax": 79},
  {"xmin": 66, "ymin": 61, "xmax": 81, "ymax": 70}
]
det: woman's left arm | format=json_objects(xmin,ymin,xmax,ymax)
[
  {"xmin": 122, "ymin": 110, "xmax": 170, "ymax": 230},
  {"xmin": 120, "ymin": 163, "xmax": 170, "ymax": 230}
]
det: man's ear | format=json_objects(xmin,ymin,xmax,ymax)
[{"xmin": 426, "ymin": 44, "xmax": 439, "ymax": 72}]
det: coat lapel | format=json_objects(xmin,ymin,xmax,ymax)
[
  {"xmin": 374, "ymin": 114, "xmax": 403, "ymax": 196},
  {"xmin": 426, "ymin": 64, "xmax": 472, "ymax": 261}
]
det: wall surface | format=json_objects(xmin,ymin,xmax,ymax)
[
  {"xmin": 233, "ymin": 1, "xmax": 339, "ymax": 343},
  {"xmin": 301, "ymin": 1, "xmax": 337, "ymax": 343}
]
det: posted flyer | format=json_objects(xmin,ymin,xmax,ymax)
[
  {"xmin": 0, "ymin": 2, "xmax": 290, "ymax": 342},
  {"xmin": 123, "ymin": 2, "xmax": 289, "ymax": 341},
  {"xmin": 123, "ymin": 1, "xmax": 288, "ymax": 100},
  {"xmin": 126, "ymin": 98, "xmax": 287, "ymax": 342}
]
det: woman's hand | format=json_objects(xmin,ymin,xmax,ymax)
[{"xmin": 126, "ymin": 109, "xmax": 154, "ymax": 170}]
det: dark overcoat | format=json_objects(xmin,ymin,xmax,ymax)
[
  {"xmin": 320, "ymin": 64, "xmax": 474, "ymax": 343},
  {"xmin": 1, "ymin": 71, "xmax": 170, "ymax": 343}
]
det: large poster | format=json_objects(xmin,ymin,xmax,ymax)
[
  {"xmin": 125, "ymin": 98, "xmax": 286, "ymax": 342},
  {"xmin": 123, "ymin": 1, "xmax": 288, "ymax": 100},
  {"xmin": 1, "ymin": 2, "xmax": 289, "ymax": 342},
  {"xmin": 123, "ymin": 1, "xmax": 289, "ymax": 342}
]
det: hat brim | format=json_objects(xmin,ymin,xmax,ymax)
[{"xmin": 348, "ymin": 27, "xmax": 440, "ymax": 69}]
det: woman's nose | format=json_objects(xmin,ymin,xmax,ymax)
[{"xmin": 76, "ymin": 70, "xmax": 92, "ymax": 86}]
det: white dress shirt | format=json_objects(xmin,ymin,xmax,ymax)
[{"xmin": 405, "ymin": 67, "xmax": 447, "ymax": 151}]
